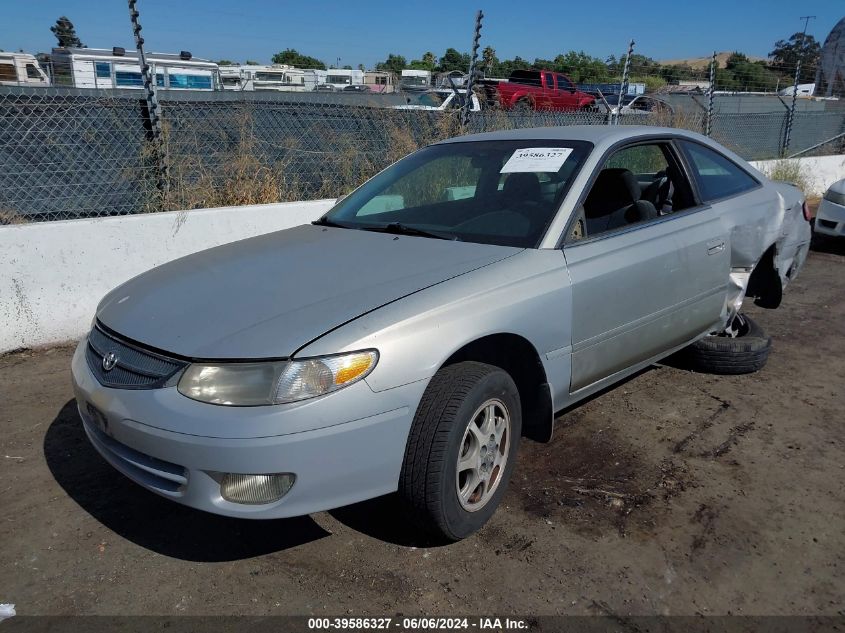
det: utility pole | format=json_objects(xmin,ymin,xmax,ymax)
[{"xmin": 798, "ymin": 15, "xmax": 816, "ymax": 39}]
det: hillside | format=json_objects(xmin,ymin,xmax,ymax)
[{"xmin": 658, "ymin": 51, "xmax": 768, "ymax": 68}]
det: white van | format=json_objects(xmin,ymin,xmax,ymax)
[{"xmin": 0, "ymin": 53, "xmax": 51, "ymax": 87}]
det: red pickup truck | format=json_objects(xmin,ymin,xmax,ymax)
[{"xmin": 485, "ymin": 70, "xmax": 596, "ymax": 112}]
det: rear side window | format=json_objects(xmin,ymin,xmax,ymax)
[
  {"xmin": 0, "ymin": 63, "xmax": 17, "ymax": 82},
  {"xmin": 556, "ymin": 75, "xmax": 573, "ymax": 91},
  {"xmin": 681, "ymin": 141, "xmax": 758, "ymax": 201}
]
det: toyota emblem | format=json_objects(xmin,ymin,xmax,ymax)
[{"xmin": 102, "ymin": 351, "xmax": 118, "ymax": 372}]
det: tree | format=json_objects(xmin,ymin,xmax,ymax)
[
  {"xmin": 408, "ymin": 51, "xmax": 437, "ymax": 71},
  {"xmin": 607, "ymin": 53, "xmax": 660, "ymax": 76},
  {"xmin": 357, "ymin": 63, "xmax": 365, "ymax": 71},
  {"xmin": 408, "ymin": 59, "xmax": 431, "ymax": 71},
  {"xmin": 717, "ymin": 52, "xmax": 781, "ymax": 92},
  {"xmin": 496, "ymin": 56, "xmax": 531, "ymax": 78},
  {"xmin": 271, "ymin": 48, "xmax": 326, "ymax": 69},
  {"xmin": 660, "ymin": 63, "xmax": 696, "ymax": 84},
  {"xmin": 481, "ymin": 46, "xmax": 498, "ymax": 75},
  {"xmin": 245, "ymin": 60, "xmax": 260, "ymax": 65},
  {"xmin": 437, "ymin": 48, "xmax": 471, "ymax": 72},
  {"xmin": 50, "ymin": 16, "xmax": 84, "ymax": 48},
  {"xmin": 548, "ymin": 51, "xmax": 610, "ymax": 83},
  {"xmin": 375, "ymin": 53, "xmax": 407, "ymax": 74},
  {"xmin": 216, "ymin": 59, "xmax": 235, "ymax": 66},
  {"xmin": 769, "ymin": 32, "xmax": 821, "ymax": 83}
]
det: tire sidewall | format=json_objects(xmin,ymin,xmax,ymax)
[{"xmin": 437, "ymin": 370, "xmax": 521, "ymax": 540}]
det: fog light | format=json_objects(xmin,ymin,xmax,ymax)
[{"xmin": 220, "ymin": 473, "xmax": 295, "ymax": 505}]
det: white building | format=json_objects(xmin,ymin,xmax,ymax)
[
  {"xmin": 0, "ymin": 52, "xmax": 50, "ymax": 87},
  {"xmin": 49, "ymin": 47, "xmax": 220, "ymax": 91}
]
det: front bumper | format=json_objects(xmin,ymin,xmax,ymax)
[
  {"xmin": 71, "ymin": 340, "xmax": 426, "ymax": 519},
  {"xmin": 815, "ymin": 198, "xmax": 845, "ymax": 237}
]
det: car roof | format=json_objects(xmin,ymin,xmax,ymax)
[
  {"xmin": 433, "ymin": 125, "xmax": 758, "ymax": 179},
  {"xmin": 435, "ymin": 125, "xmax": 709, "ymax": 147}
]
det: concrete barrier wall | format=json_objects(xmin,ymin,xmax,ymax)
[
  {"xmin": 0, "ymin": 200, "xmax": 334, "ymax": 353},
  {"xmin": 751, "ymin": 155, "xmax": 845, "ymax": 197},
  {"xmin": 2, "ymin": 154, "xmax": 844, "ymax": 354}
]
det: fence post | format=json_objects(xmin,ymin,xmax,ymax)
[
  {"xmin": 461, "ymin": 10, "xmax": 484, "ymax": 130},
  {"xmin": 615, "ymin": 40, "xmax": 635, "ymax": 125},
  {"xmin": 128, "ymin": 0, "xmax": 168, "ymax": 198},
  {"xmin": 783, "ymin": 17, "xmax": 815, "ymax": 157},
  {"xmin": 782, "ymin": 59, "xmax": 801, "ymax": 156},
  {"xmin": 705, "ymin": 51, "xmax": 716, "ymax": 137}
]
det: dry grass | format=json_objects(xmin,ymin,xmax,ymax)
[
  {"xmin": 137, "ymin": 107, "xmax": 466, "ymax": 212},
  {"xmin": 131, "ymin": 102, "xmax": 810, "ymax": 216},
  {"xmin": 0, "ymin": 210, "xmax": 29, "ymax": 225},
  {"xmin": 761, "ymin": 159, "xmax": 809, "ymax": 195},
  {"xmin": 650, "ymin": 106, "xmax": 705, "ymax": 133}
]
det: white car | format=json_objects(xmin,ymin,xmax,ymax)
[
  {"xmin": 394, "ymin": 89, "xmax": 481, "ymax": 112},
  {"xmin": 597, "ymin": 94, "xmax": 673, "ymax": 116},
  {"xmin": 815, "ymin": 178, "xmax": 845, "ymax": 237}
]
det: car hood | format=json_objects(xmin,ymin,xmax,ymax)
[{"xmin": 97, "ymin": 224, "xmax": 521, "ymax": 359}]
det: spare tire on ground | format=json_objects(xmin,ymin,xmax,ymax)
[{"xmin": 667, "ymin": 314, "xmax": 772, "ymax": 375}]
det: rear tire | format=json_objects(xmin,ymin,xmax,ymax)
[
  {"xmin": 669, "ymin": 314, "xmax": 771, "ymax": 375},
  {"xmin": 399, "ymin": 361, "xmax": 521, "ymax": 541}
]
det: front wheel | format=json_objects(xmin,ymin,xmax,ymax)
[{"xmin": 399, "ymin": 361, "xmax": 522, "ymax": 541}]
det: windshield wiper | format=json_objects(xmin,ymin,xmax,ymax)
[
  {"xmin": 312, "ymin": 217, "xmax": 350, "ymax": 228},
  {"xmin": 363, "ymin": 222, "xmax": 459, "ymax": 241}
]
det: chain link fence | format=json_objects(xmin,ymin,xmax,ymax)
[{"xmin": 1, "ymin": 83, "xmax": 844, "ymax": 223}]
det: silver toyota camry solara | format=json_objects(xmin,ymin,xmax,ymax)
[{"xmin": 72, "ymin": 126, "xmax": 812, "ymax": 541}]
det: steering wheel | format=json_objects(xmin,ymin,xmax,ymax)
[{"xmin": 656, "ymin": 176, "xmax": 674, "ymax": 213}]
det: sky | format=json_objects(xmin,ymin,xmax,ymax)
[{"xmin": 2, "ymin": 0, "xmax": 844, "ymax": 69}]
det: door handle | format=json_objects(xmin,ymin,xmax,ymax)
[{"xmin": 707, "ymin": 240, "xmax": 726, "ymax": 255}]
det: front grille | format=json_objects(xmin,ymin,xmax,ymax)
[{"xmin": 86, "ymin": 324, "xmax": 187, "ymax": 389}]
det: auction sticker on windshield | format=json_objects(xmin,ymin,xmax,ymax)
[{"xmin": 500, "ymin": 147, "xmax": 573, "ymax": 173}]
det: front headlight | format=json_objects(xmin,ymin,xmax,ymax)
[{"xmin": 177, "ymin": 350, "xmax": 378, "ymax": 406}]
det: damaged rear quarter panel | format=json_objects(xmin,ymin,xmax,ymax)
[{"xmin": 718, "ymin": 184, "xmax": 784, "ymax": 270}]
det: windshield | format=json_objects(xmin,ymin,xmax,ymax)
[
  {"xmin": 324, "ymin": 140, "xmax": 591, "ymax": 248},
  {"xmin": 412, "ymin": 92, "xmax": 447, "ymax": 107}
]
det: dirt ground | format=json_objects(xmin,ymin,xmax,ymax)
[{"xmin": 1, "ymin": 235, "xmax": 843, "ymax": 619}]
